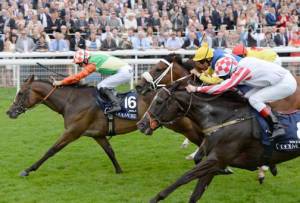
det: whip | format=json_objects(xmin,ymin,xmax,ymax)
[{"xmin": 36, "ymin": 63, "xmax": 68, "ymax": 77}]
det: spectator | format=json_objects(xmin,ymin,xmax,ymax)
[
  {"xmin": 15, "ymin": 29, "xmax": 36, "ymax": 52},
  {"xmin": 108, "ymin": 11, "xmax": 122, "ymax": 30},
  {"xmin": 75, "ymin": 12, "xmax": 88, "ymax": 33},
  {"xmin": 124, "ymin": 12, "xmax": 137, "ymax": 30},
  {"xmin": 266, "ymin": 7, "xmax": 277, "ymax": 26},
  {"xmin": 112, "ymin": 28, "xmax": 122, "ymax": 47},
  {"xmin": 100, "ymin": 33, "xmax": 117, "ymax": 51},
  {"xmin": 223, "ymin": 7, "xmax": 235, "ymax": 30},
  {"xmin": 99, "ymin": 11, "xmax": 109, "ymax": 32},
  {"xmin": 148, "ymin": 11, "xmax": 160, "ymax": 32},
  {"xmin": 101, "ymin": 26, "xmax": 112, "ymax": 41},
  {"xmin": 151, "ymin": 36, "xmax": 160, "ymax": 49},
  {"xmin": 201, "ymin": 10, "xmax": 212, "ymax": 29},
  {"xmin": 70, "ymin": 31, "xmax": 85, "ymax": 51},
  {"xmin": 182, "ymin": 32, "xmax": 200, "ymax": 49},
  {"xmin": 212, "ymin": 31, "xmax": 227, "ymax": 48},
  {"xmin": 49, "ymin": 32, "xmax": 69, "ymax": 51},
  {"xmin": 277, "ymin": 7, "xmax": 290, "ymax": 28},
  {"xmin": 261, "ymin": 31, "xmax": 276, "ymax": 47},
  {"xmin": 160, "ymin": 13, "xmax": 172, "ymax": 33},
  {"xmin": 274, "ymin": 27, "xmax": 289, "ymax": 46},
  {"xmin": 46, "ymin": 11, "xmax": 61, "ymax": 33},
  {"xmin": 237, "ymin": 11, "xmax": 248, "ymax": 28},
  {"xmin": 137, "ymin": 10, "xmax": 150, "ymax": 28},
  {"xmin": 165, "ymin": 31, "xmax": 183, "ymax": 51},
  {"xmin": 289, "ymin": 32, "xmax": 300, "ymax": 47},
  {"xmin": 158, "ymin": 31, "xmax": 169, "ymax": 48},
  {"xmin": 35, "ymin": 34, "xmax": 49, "ymax": 52},
  {"xmin": 4, "ymin": 34, "xmax": 16, "ymax": 52},
  {"xmin": 132, "ymin": 31, "xmax": 150, "ymax": 50},
  {"xmin": 85, "ymin": 33, "xmax": 101, "ymax": 51},
  {"xmin": 31, "ymin": 27, "xmax": 41, "ymax": 44},
  {"xmin": 118, "ymin": 33, "xmax": 133, "ymax": 50},
  {"xmin": 170, "ymin": 5, "xmax": 184, "ymax": 31},
  {"xmin": 146, "ymin": 27, "xmax": 154, "ymax": 46},
  {"xmin": 205, "ymin": 23, "xmax": 215, "ymax": 38}
]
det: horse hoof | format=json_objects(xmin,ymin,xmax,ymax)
[
  {"xmin": 116, "ymin": 169, "xmax": 123, "ymax": 174},
  {"xmin": 20, "ymin": 171, "xmax": 29, "ymax": 177},
  {"xmin": 181, "ymin": 143, "xmax": 189, "ymax": 149},
  {"xmin": 258, "ymin": 177, "xmax": 264, "ymax": 184},
  {"xmin": 270, "ymin": 165, "xmax": 277, "ymax": 176},
  {"xmin": 149, "ymin": 198, "xmax": 158, "ymax": 203}
]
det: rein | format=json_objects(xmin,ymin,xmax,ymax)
[
  {"xmin": 43, "ymin": 86, "xmax": 57, "ymax": 101},
  {"xmin": 202, "ymin": 116, "xmax": 253, "ymax": 136}
]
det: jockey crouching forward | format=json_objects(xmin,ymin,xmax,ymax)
[
  {"xmin": 53, "ymin": 49, "xmax": 133, "ymax": 113},
  {"xmin": 187, "ymin": 49, "xmax": 297, "ymax": 140},
  {"xmin": 191, "ymin": 44, "xmax": 241, "ymax": 85}
]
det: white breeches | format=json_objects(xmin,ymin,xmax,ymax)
[
  {"xmin": 274, "ymin": 56, "xmax": 282, "ymax": 66},
  {"xmin": 97, "ymin": 65, "xmax": 133, "ymax": 89},
  {"xmin": 245, "ymin": 72, "xmax": 297, "ymax": 112}
]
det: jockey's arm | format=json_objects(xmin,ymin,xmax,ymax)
[
  {"xmin": 197, "ymin": 67, "xmax": 251, "ymax": 95},
  {"xmin": 61, "ymin": 64, "xmax": 96, "ymax": 85}
]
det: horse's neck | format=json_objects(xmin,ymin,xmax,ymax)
[{"xmin": 32, "ymin": 82, "xmax": 67, "ymax": 114}]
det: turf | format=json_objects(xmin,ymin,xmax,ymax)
[{"xmin": 1, "ymin": 87, "xmax": 300, "ymax": 203}]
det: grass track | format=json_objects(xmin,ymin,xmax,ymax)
[{"xmin": 1, "ymin": 88, "xmax": 300, "ymax": 203}]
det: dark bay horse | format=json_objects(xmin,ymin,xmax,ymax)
[
  {"xmin": 6, "ymin": 56, "xmax": 202, "ymax": 177},
  {"xmin": 137, "ymin": 84, "xmax": 300, "ymax": 203}
]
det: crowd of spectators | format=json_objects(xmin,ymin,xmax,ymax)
[{"xmin": 0, "ymin": 0, "xmax": 300, "ymax": 53}]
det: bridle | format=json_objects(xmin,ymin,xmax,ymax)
[
  {"xmin": 145, "ymin": 87, "xmax": 193, "ymax": 129},
  {"xmin": 142, "ymin": 59, "xmax": 174, "ymax": 90},
  {"xmin": 12, "ymin": 85, "xmax": 57, "ymax": 115}
]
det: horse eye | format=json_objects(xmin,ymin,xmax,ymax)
[{"xmin": 156, "ymin": 98, "xmax": 163, "ymax": 104}]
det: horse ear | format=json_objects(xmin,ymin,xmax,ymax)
[{"xmin": 27, "ymin": 75, "xmax": 35, "ymax": 83}]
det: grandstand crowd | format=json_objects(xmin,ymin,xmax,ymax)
[{"xmin": 0, "ymin": 0, "xmax": 300, "ymax": 52}]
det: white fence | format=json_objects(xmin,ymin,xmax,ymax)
[{"xmin": 1, "ymin": 48, "xmax": 300, "ymax": 90}]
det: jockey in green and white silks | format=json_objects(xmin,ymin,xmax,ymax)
[{"xmin": 53, "ymin": 49, "xmax": 133, "ymax": 113}]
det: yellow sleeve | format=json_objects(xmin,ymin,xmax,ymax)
[
  {"xmin": 247, "ymin": 49, "xmax": 277, "ymax": 62},
  {"xmin": 199, "ymin": 67, "xmax": 224, "ymax": 84}
]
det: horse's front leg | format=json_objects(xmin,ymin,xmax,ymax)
[
  {"xmin": 150, "ymin": 156, "xmax": 220, "ymax": 203},
  {"xmin": 20, "ymin": 127, "xmax": 83, "ymax": 177},
  {"xmin": 93, "ymin": 136, "xmax": 123, "ymax": 174}
]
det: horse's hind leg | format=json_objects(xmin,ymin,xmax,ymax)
[
  {"xmin": 189, "ymin": 175, "xmax": 215, "ymax": 203},
  {"xmin": 93, "ymin": 136, "xmax": 123, "ymax": 174},
  {"xmin": 20, "ymin": 129, "xmax": 81, "ymax": 177},
  {"xmin": 150, "ymin": 157, "xmax": 220, "ymax": 203}
]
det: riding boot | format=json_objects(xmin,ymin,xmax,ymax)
[
  {"xmin": 99, "ymin": 87, "xmax": 121, "ymax": 113},
  {"xmin": 260, "ymin": 107, "xmax": 285, "ymax": 140}
]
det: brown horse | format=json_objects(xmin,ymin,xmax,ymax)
[
  {"xmin": 6, "ymin": 57, "xmax": 202, "ymax": 177},
  {"xmin": 137, "ymin": 83, "xmax": 300, "ymax": 203}
]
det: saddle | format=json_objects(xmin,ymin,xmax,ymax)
[{"xmin": 95, "ymin": 90, "xmax": 139, "ymax": 136}]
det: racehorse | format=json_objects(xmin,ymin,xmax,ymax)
[
  {"xmin": 6, "ymin": 55, "xmax": 202, "ymax": 177},
  {"xmin": 137, "ymin": 83, "xmax": 300, "ymax": 203}
]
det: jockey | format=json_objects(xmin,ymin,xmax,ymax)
[
  {"xmin": 232, "ymin": 43, "xmax": 281, "ymax": 65},
  {"xmin": 192, "ymin": 44, "xmax": 241, "ymax": 84},
  {"xmin": 53, "ymin": 49, "xmax": 133, "ymax": 113},
  {"xmin": 186, "ymin": 52, "xmax": 297, "ymax": 140}
]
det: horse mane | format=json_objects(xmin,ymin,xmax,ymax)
[
  {"xmin": 34, "ymin": 79, "xmax": 94, "ymax": 89},
  {"xmin": 163, "ymin": 54, "xmax": 194, "ymax": 72}
]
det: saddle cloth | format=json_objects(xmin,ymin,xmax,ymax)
[
  {"xmin": 255, "ymin": 110, "xmax": 300, "ymax": 152},
  {"xmin": 96, "ymin": 90, "xmax": 138, "ymax": 120}
]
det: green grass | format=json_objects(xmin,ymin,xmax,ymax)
[{"xmin": 1, "ymin": 88, "xmax": 300, "ymax": 203}]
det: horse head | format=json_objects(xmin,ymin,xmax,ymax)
[
  {"xmin": 137, "ymin": 82, "xmax": 189, "ymax": 135},
  {"xmin": 136, "ymin": 54, "xmax": 190, "ymax": 95},
  {"xmin": 6, "ymin": 75, "xmax": 43, "ymax": 118}
]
